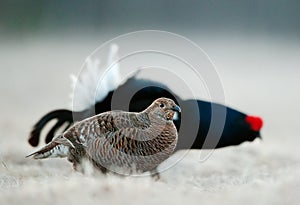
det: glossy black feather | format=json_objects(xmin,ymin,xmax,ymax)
[{"xmin": 29, "ymin": 76, "xmax": 261, "ymax": 149}]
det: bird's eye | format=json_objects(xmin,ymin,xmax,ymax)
[{"xmin": 159, "ymin": 103, "xmax": 165, "ymax": 108}]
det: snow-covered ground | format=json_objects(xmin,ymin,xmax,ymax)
[{"xmin": 0, "ymin": 34, "xmax": 299, "ymax": 204}]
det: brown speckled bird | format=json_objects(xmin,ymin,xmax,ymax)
[{"xmin": 27, "ymin": 97, "xmax": 180, "ymax": 178}]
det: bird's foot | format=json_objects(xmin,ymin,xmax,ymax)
[{"xmin": 150, "ymin": 169, "xmax": 160, "ymax": 181}]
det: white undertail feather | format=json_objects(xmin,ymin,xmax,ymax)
[
  {"xmin": 70, "ymin": 44, "xmax": 121, "ymax": 111},
  {"xmin": 29, "ymin": 144, "xmax": 69, "ymax": 159},
  {"xmin": 101, "ymin": 44, "xmax": 121, "ymax": 102}
]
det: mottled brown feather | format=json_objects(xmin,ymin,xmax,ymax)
[{"xmin": 27, "ymin": 98, "xmax": 180, "ymax": 176}]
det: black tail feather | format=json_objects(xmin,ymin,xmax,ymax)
[
  {"xmin": 45, "ymin": 119, "xmax": 67, "ymax": 144},
  {"xmin": 28, "ymin": 109, "xmax": 73, "ymax": 147}
]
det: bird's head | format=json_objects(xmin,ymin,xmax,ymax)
[
  {"xmin": 245, "ymin": 115, "xmax": 264, "ymax": 140},
  {"xmin": 146, "ymin": 97, "xmax": 181, "ymax": 121},
  {"xmin": 245, "ymin": 115, "xmax": 263, "ymax": 133}
]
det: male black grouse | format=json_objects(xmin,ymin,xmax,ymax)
[{"xmin": 28, "ymin": 45, "xmax": 263, "ymax": 151}]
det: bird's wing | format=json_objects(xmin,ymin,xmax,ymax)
[
  {"xmin": 85, "ymin": 127, "xmax": 149, "ymax": 160},
  {"xmin": 65, "ymin": 111, "xmax": 152, "ymax": 163},
  {"xmin": 67, "ymin": 111, "xmax": 145, "ymax": 144},
  {"xmin": 84, "ymin": 121, "xmax": 177, "ymax": 168},
  {"xmin": 27, "ymin": 111, "xmax": 137, "ymax": 159}
]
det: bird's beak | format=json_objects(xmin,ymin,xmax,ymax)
[
  {"xmin": 257, "ymin": 133, "xmax": 262, "ymax": 140},
  {"xmin": 171, "ymin": 105, "xmax": 181, "ymax": 113}
]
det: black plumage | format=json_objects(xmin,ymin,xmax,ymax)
[{"xmin": 28, "ymin": 76, "xmax": 263, "ymax": 150}]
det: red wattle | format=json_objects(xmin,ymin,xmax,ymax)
[{"xmin": 245, "ymin": 115, "xmax": 263, "ymax": 131}]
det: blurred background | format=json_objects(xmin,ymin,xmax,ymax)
[
  {"xmin": 1, "ymin": 0, "xmax": 299, "ymax": 146},
  {"xmin": 1, "ymin": 0, "xmax": 300, "ymax": 37},
  {"xmin": 0, "ymin": 1, "xmax": 299, "ymax": 204}
]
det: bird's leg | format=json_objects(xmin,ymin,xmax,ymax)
[
  {"xmin": 67, "ymin": 149, "xmax": 85, "ymax": 173},
  {"xmin": 150, "ymin": 169, "xmax": 160, "ymax": 181},
  {"xmin": 95, "ymin": 163, "xmax": 107, "ymax": 174}
]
